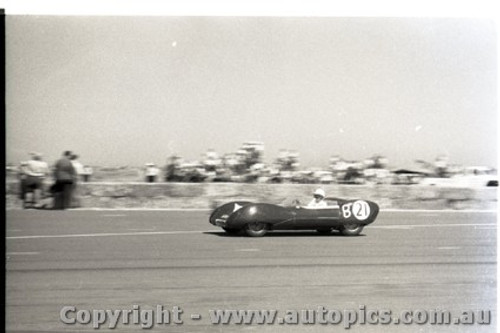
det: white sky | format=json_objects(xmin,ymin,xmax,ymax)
[{"xmin": 4, "ymin": 1, "xmax": 499, "ymax": 168}]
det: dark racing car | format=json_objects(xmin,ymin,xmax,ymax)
[{"xmin": 209, "ymin": 198, "xmax": 379, "ymax": 237}]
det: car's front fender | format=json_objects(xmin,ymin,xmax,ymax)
[
  {"xmin": 225, "ymin": 203, "xmax": 295, "ymax": 229},
  {"xmin": 209, "ymin": 201, "xmax": 252, "ymax": 226}
]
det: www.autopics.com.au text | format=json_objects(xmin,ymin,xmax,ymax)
[{"xmin": 59, "ymin": 305, "xmax": 492, "ymax": 329}]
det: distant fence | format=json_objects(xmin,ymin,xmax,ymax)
[{"xmin": 5, "ymin": 181, "xmax": 498, "ymax": 210}]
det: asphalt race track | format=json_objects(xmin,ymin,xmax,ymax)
[{"xmin": 6, "ymin": 209, "xmax": 497, "ymax": 332}]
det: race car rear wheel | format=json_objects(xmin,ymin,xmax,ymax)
[
  {"xmin": 340, "ymin": 223, "xmax": 364, "ymax": 236},
  {"xmin": 316, "ymin": 228, "xmax": 332, "ymax": 235},
  {"xmin": 245, "ymin": 222, "xmax": 268, "ymax": 237}
]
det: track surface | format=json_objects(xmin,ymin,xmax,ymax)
[{"xmin": 6, "ymin": 209, "xmax": 497, "ymax": 332}]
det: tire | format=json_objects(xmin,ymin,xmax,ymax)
[
  {"xmin": 245, "ymin": 222, "xmax": 268, "ymax": 237},
  {"xmin": 340, "ymin": 223, "xmax": 364, "ymax": 236},
  {"xmin": 316, "ymin": 228, "xmax": 332, "ymax": 235},
  {"xmin": 222, "ymin": 227, "xmax": 241, "ymax": 235}
]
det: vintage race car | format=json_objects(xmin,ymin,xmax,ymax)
[{"xmin": 209, "ymin": 198, "xmax": 379, "ymax": 237}]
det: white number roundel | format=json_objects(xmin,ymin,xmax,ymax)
[{"xmin": 352, "ymin": 200, "xmax": 371, "ymax": 221}]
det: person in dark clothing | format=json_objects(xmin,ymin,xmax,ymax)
[
  {"xmin": 52, "ymin": 151, "xmax": 76, "ymax": 210},
  {"xmin": 18, "ymin": 161, "xmax": 29, "ymax": 203}
]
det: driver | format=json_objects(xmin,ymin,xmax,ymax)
[{"xmin": 308, "ymin": 188, "xmax": 327, "ymax": 208}]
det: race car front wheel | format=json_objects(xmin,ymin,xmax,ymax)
[
  {"xmin": 245, "ymin": 222, "xmax": 268, "ymax": 237},
  {"xmin": 340, "ymin": 223, "xmax": 364, "ymax": 236},
  {"xmin": 222, "ymin": 227, "xmax": 241, "ymax": 235}
]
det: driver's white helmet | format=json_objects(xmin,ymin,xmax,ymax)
[{"xmin": 313, "ymin": 188, "xmax": 325, "ymax": 198}]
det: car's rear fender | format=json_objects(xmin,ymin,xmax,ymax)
[{"xmin": 337, "ymin": 199, "xmax": 379, "ymax": 226}]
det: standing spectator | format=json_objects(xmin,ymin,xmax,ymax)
[
  {"xmin": 165, "ymin": 155, "xmax": 182, "ymax": 182},
  {"xmin": 52, "ymin": 151, "xmax": 76, "ymax": 210},
  {"xmin": 23, "ymin": 153, "xmax": 49, "ymax": 208},
  {"xmin": 70, "ymin": 154, "xmax": 84, "ymax": 208},
  {"xmin": 145, "ymin": 163, "xmax": 159, "ymax": 182},
  {"xmin": 18, "ymin": 161, "xmax": 29, "ymax": 204},
  {"xmin": 82, "ymin": 165, "xmax": 93, "ymax": 182}
]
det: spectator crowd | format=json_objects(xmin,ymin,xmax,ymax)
[
  {"xmin": 10, "ymin": 142, "xmax": 498, "ymax": 209},
  {"xmin": 16, "ymin": 151, "xmax": 93, "ymax": 210},
  {"xmin": 159, "ymin": 142, "xmax": 497, "ymax": 187}
]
